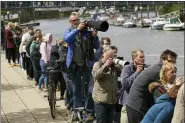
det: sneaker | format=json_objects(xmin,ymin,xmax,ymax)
[
  {"xmin": 85, "ymin": 115, "xmax": 95, "ymax": 123},
  {"xmin": 12, "ymin": 63, "xmax": 16, "ymax": 67},
  {"xmin": 36, "ymin": 87, "xmax": 43, "ymax": 92},
  {"xmin": 66, "ymin": 108, "xmax": 72, "ymax": 117},
  {"xmin": 27, "ymin": 76, "xmax": 32, "ymax": 80},
  {"xmin": 60, "ymin": 96, "xmax": 64, "ymax": 100},
  {"xmin": 8, "ymin": 63, "xmax": 12, "ymax": 67},
  {"xmin": 43, "ymin": 88, "xmax": 48, "ymax": 92},
  {"xmin": 72, "ymin": 114, "xmax": 79, "ymax": 121}
]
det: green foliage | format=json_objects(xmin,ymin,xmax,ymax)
[{"xmin": 158, "ymin": 4, "xmax": 184, "ymax": 15}]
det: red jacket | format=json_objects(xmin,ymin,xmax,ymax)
[{"xmin": 5, "ymin": 28, "xmax": 15, "ymax": 48}]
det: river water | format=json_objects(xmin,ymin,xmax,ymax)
[{"xmin": 35, "ymin": 18, "xmax": 184, "ymax": 76}]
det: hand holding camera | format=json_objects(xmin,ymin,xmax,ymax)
[
  {"xmin": 105, "ymin": 58, "xmax": 113, "ymax": 67},
  {"xmin": 136, "ymin": 65, "xmax": 143, "ymax": 72},
  {"xmin": 92, "ymin": 30, "xmax": 98, "ymax": 37},
  {"xmin": 77, "ymin": 22, "xmax": 86, "ymax": 31}
]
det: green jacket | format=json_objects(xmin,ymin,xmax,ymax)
[
  {"xmin": 30, "ymin": 41, "xmax": 41, "ymax": 59},
  {"xmin": 92, "ymin": 61, "xmax": 118, "ymax": 104}
]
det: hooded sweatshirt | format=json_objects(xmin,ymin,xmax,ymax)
[{"xmin": 40, "ymin": 33, "xmax": 52, "ymax": 62}]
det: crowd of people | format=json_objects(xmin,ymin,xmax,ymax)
[{"xmin": 2, "ymin": 12, "xmax": 184, "ymax": 123}]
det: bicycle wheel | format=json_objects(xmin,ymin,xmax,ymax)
[{"xmin": 49, "ymin": 83, "xmax": 56, "ymax": 119}]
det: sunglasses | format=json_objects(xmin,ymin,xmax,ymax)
[
  {"xmin": 70, "ymin": 19, "xmax": 80, "ymax": 22},
  {"xmin": 167, "ymin": 60, "xmax": 176, "ymax": 64}
]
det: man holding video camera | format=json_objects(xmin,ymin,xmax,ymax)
[{"xmin": 63, "ymin": 12, "xmax": 100, "ymax": 119}]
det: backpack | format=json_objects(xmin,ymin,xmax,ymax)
[{"xmin": 58, "ymin": 45, "xmax": 68, "ymax": 72}]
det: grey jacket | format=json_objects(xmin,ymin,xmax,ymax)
[
  {"xmin": 118, "ymin": 63, "xmax": 141, "ymax": 106},
  {"xmin": 127, "ymin": 62, "xmax": 162, "ymax": 115}
]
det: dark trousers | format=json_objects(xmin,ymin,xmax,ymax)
[
  {"xmin": 62, "ymin": 72, "xmax": 73, "ymax": 109},
  {"xmin": 5, "ymin": 45, "xmax": 8, "ymax": 59},
  {"xmin": 50, "ymin": 72, "xmax": 66, "ymax": 97},
  {"xmin": 94, "ymin": 102, "xmax": 115, "ymax": 123},
  {"xmin": 114, "ymin": 103, "xmax": 123, "ymax": 123},
  {"xmin": 16, "ymin": 48, "xmax": 20, "ymax": 64},
  {"xmin": 7, "ymin": 48, "xmax": 16, "ymax": 64},
  {"xmin": 31, "ymin": 58, "xmax": 41, "ymax": 85},
  {"xmin": 126, "ymin": 105, "xmax": 144, "ymax": 123},
  {"xmin": 25, "ymin": 56, "xmax": 34, "ymax": 78},
  {"xmin": 21, "ymin": 52, "xmax": 26, "ymax": 70}
]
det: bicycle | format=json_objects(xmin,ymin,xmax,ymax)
[{"xmin": 37, "ymin": 66, "xmax": 63, "ymax": 119}]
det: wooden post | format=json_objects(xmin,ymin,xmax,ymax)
[
  {"xmin": 155, "ymin": 5, "xmax": 157, "ymax": 17},
  {"xmin": 147, "ymin": 5, "xmax": 149, "ymax": 19}
]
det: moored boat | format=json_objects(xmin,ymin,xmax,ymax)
[{"xmin": 163, "ymin": 17, "xmax": 184, "ymax": 31}]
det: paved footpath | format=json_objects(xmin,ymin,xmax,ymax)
[{"xmin": 1, "ymin": 54, "xmax": 71, "ymax": 123}]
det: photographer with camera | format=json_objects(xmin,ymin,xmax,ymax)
[
  {"xmin": 92, "ymin": 47, "xmax": 118, "ymax": 123},
  {"xmin": 118, "ymin": 49, "xmax": 146, "ymax": 123},
  {"xmin": 63, "ymin": 12, "xmax": 100, "ymax": 121}
]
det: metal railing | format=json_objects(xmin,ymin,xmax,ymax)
[{"xmin": 1, "ymin": 1, "xmax": 184, "ymax": 9}]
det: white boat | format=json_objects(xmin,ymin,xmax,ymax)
[
  {"xmin": 123, "ymin": 20, "xmax": 136, "ymax": 28},
  {"xmin": 113, "ymin": 15, "xmax": 125, "ymax": 26},
  {"xmin": 97, "ymin": 14, "xmax": 109, "ymax": 21},
  {"xmin": 137, "ymin": 18, "xmax": 152, "ymax": 28},
  {"xmin": 150, "ymin": 17, "xmax": 167, "ymax": 30},
  {"xmin": 163, "ymin": 17, "xmax": 184, "ymax": 31}
]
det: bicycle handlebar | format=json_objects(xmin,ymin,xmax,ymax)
[{"xmin": 35, "ymin": 69, "xmax": 63, "ymax": 74}]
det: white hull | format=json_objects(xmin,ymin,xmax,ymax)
[
  {"xmin": 108, "ymin": 20, "xmax": 114, "ymax": 25},
  {"xmin": 123, "ymin": 22, "xmax": 136, "ymax": 28},
  {"xmin": 98, "ymin": 16, "xmax": 109, "ymax": 21},
  {"xmin": 114, "ymin": 22, "xmax": 123, "ymax": 26},
  {"xmin": 150, "ymin": 24, "xmax": 165, "ymax": 30},
  {"xmin": 163, "ymin": 27, "xmax": 184, "ymax": 31},
  {"xmin": 163, "ymin": 23, "xmax": 184, "ymax": 31}
]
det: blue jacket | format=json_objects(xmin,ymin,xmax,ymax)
[
  {"xmin": 141, "ymin": 93, "xmax": 175, "ymax": 123},
  {"xmin": 118, "ymin": 63, "xmax": 140, "ymax": 106},
  {"xmin": 94, "ymin": 47, "xmax": 103, "ymax": 62},
  {"xmin": 64, "ymin": 28, "xmax": 100, "ymax": 68}
]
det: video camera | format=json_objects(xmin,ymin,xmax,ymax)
[{"xmin": 84, "ymin": 20, "xmax": 109, "ymax": 32}]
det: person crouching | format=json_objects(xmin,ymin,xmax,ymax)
[{"xmin": 92, "ymin": 47, "xmax": 117, "ymax": 123}]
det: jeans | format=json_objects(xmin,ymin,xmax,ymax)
[
  {"xmin": 62, "ymin": 72, "xmax": 73, "ymax": 109},
  {"xmin": 85, "ymin": 67, "xmax": 95, "ymax": 116},
  {"xmin": 71, "ymin": 65, "xmax": 89, "ymax": 108},
  {"xmin": 94, "ymin": 102, "xmax": 115, "ymax": 123},
  {"xmin": 38, "ymin": 60, "xmax": 48, "ymax": 89}
]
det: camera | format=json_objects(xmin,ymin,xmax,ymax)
[
  {"xmin": 84, "ymin": 20, "xmax": 109, "ymax": 32},
  {"xmin": 113, "ymin": 58, "xmax": 130, "ymax": 67}
]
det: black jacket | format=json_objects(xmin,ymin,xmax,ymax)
[
  {"xmin": 50, "ymin": 45, "xmax": 60, "ymax": 70},
  {"xmin": 126, "ymin": 62, "xmax": 163, "ymax": 115}
]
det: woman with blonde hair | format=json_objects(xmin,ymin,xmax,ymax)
[
  {"xmin": 148, "ymin": 62, "xmax": 177, "ymax": 101},
  {"xmin": 141, "ymin": 80, "xmax": 183, "ymax": 123}
]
